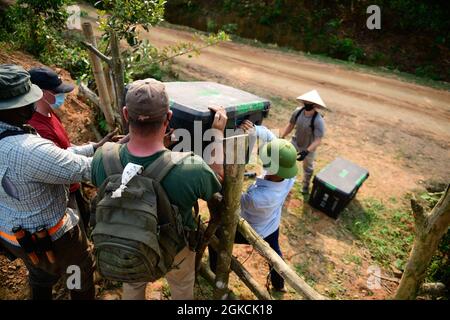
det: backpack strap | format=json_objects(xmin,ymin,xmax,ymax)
[
  {"xmin": 294, "ymin": 107, "xmax": 304, "ymax": 123},
  {"xmin": 310, "ymin": 111, "xmax": 318, "ymax": 138},
  {"xmin": 143, "ymin": 150, "xmax": 193, "ymax": 183},
  {"xmin": 0, "ymin": 130, "xmax": 27, "ymax": 141},
  {"xmin": 102, "ymin": 142, "xmax": 124, "ymax": 176}
]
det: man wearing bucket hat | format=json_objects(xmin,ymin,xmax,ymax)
[
  {"xmin": 210, "ymin": 128, "xmax": 298, "ymax": 292},
  {"xmin": 281, "ymin": 90, "xmax": 327, "ymax": 194},
  {"xmin": 0, "ymin": 64, "xmax": 95, "ymax": 300},
  {"xmin": 27, "ymin": 66, "xmax": 117, "ymax": 230}
]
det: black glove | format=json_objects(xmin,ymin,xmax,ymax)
[{"xmin": 297, "ymin": 150, "xmax": 309, "ymax": 161}]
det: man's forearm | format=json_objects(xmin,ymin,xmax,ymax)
[
  {"xmin": 307, "ymin": 138, "xmax": 322, "ymax": 152},
  {"xmin": 281, "ymin": 123, "xmax": 295, "ymax": 139},
  {"xmin": 210, "ymin": 131, "xmax": 225, "ymax": 182}
]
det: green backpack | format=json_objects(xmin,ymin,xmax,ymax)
[{"xmin": 92, "ymin": 142, "xmax": 192, "ymax": 283}]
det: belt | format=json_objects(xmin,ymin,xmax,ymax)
[{"xmin": 0, "ymin": 213, "xmax": 68, "ymax": 244}]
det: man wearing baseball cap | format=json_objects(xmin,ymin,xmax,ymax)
[
  {"xmin": 0, "ymin": 64, "xmax": 95, "ymax": 300},
  {"xmin": 281, "ymin": 90, "xmax": 328, "ymax": 195},
  {"xmin": 91, "ymin": 78, "xmax": 227, "ymax": 300},
  {"xmin": 27, "ymin": 66, "xmax": 116, "ymax": 230}
]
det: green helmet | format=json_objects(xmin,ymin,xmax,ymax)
[{"xmin": 260, "ymin": 138, "xmax": 298, "ymax": 179}]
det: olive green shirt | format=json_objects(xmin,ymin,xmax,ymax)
[{"xmin": 91, "ymin": 145, "xmax": 222, "ymax": 229}]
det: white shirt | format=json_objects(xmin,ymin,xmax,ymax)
[
  {"xmin": 240, "ymin": 125, "xmax": 295, "ymax": 238},
  {"xmin": 240, "ymin": 176, "xmax": 295, "ymax": 238}
]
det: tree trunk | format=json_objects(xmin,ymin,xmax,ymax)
[
  {"xmin": 238, "ymin": 218, "xmax": 326, "ymax": 300},
  {"xmin": 199, "ymin": 263, "xmax": 236, "ymax": 300},
  {"xmin": 395, "ymin": 185, "xmax": 450, "ymax": 300},
  {"xmin": 213, "ymin": 136, "xmax": 246, "ymax": 300},
  {"xmin": 195, "ymin": 193, "xmax": 223, "ymax": 273},
  {"xmin": 109, "ymin": 31, "xmax": 127, "ymax": 134},
  {"xmin": 82, "ymin": 22, "xmax": 116, "ymax": 131},
  {"xmin": 78, "ymin": 83, "xmax": 100, "ymax": 107},
  {"xmin": 207, "ymin": 231, "xmax": 272, "ymax": 300}
]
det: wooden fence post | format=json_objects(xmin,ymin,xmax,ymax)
[
  {"xmin": 213, "ymin": 136, "xmax": 247, "ymax": 300},
  {"xmin": 195, "ymin": 193, "xmax": 223, "ymax": 273},
  {"xmin": 82, "ymin": 22, "xmax": 116, "ymax": 131},
  {"xmin": 109, "ymin": 31, "xmax": 127, "ymax": 134}
]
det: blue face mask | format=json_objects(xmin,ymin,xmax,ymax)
[{"xmin": 51, "ymin": 93, "xmax": 65, "ymax": 109}]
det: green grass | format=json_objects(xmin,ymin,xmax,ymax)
[
  {"xmin": 326, "ymin": 280, "xmax": 347, "ymax": 299},
  {"xmin": 340, "ymin": 198, "xmax": 415, "ymax": 270},
  {"xmin": 343, "ymin": 253, "xmax": 362, "ymax": 266},
  {"xmin": 294, "ymin": 261, "xmax": 317, "ymax": 287}
]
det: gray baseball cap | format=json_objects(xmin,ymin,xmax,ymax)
[
  {"xmin": 0, "ymin": 64, "xmax": 43, "ymax": 110},
  {"xmin": 125, "ymin": 78, "xmax": 169, "ymax": 122}
]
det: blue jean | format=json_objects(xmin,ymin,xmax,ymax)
[{"xmin": 209, "ymin": 228, "xmax": 285, "ymax": 290}]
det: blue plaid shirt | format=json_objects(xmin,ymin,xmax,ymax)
[{"xmin": 0, "ymin": 121, "xmax": 92, "ymax": 246}]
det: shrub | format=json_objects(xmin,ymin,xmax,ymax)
[
  {"xmin": 328, "ymin": 36, "xmax": 365, "ymax": 63},
  {"xmin": 221, "ymin": 23, "xmax": 238, "ymax": 35}
]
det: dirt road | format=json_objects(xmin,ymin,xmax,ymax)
[
  {"xmin": 79, "ymin": 1, "xmax": 450, "ymax": 194},
  {"xmin": 144, "ymin": 27, "xmax": 450, "ymax": 140},
  {"xmin": 80, "ymin": 4, "xmax": 450, "ymax": 143},
  {"xmin": 141, "ymin": 25, "xmax": 450, "ymax": 195}
]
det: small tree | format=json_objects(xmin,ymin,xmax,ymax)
[
  {"xmin": 97, "ymin": 0, "xmax": 166, "ymax": 46},
  {"xmin": 395, "ymin": 185, "xmax": 450, "ymax": 299},
  {"xmin": 86, "ymin": 0, "xmax": 229, "ymax": 131}
]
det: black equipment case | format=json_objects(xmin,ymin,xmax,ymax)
[
  {"xmin": 309, "ymin": 157, "xmax": 369, "ymax": 219},
  {"xmin": 164, "ymin": 81, "xmax": 270, "ymax": 156}
]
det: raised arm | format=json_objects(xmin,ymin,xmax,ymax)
[
  {"xmin": 281, "ymin": 122, "xmax": 295, "ymax": 139},
  {"xmin": 25, "ymin": 138, "xmax": 92, "ymax": 184},
  {"xmin": 208, "ymin": 106, "xmax": 228, "ymax": 183}
]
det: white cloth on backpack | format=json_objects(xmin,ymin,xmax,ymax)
[{"xmin": 111, "ymin": 163, "xmax": 144, "ymax": 198}]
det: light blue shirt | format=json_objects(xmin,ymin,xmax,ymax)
[
  {"xmin": 240, "ymin": 125, "xmax": 295, "ymax": 238},
  {"xmin": 241, "ymin": 177, "xmax": 295, "ymax": 238}
]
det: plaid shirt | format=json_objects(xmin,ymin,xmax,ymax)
[{"xmin": 0, "ymin": 121, "xmax": 92, "ymax": 246}]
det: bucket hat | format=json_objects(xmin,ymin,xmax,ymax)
[{"xmin": 0, "ymin": 64, "xmax": 43, "ymax": 110}]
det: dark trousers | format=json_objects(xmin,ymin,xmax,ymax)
[
  {"xmin": 0, "ymin": 223, "xmax": 95, "ymax": 300},
  {"xmin": 209, "ymin": 228, "xmax": 285, "ymax": 290}
]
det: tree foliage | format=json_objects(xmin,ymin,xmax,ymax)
[{"xmin": 97, "ymin": 0, "xmax": 166, "ymax": 46}]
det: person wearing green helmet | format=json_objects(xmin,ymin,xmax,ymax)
[{"xmin": 210, "ymin": 123, "xmax": 298, "ymax": 292}]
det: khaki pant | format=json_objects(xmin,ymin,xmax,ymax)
[
  {"xmin": 291, "ymin": 139, "xmax": 316, "ymax": 191},
  {"xmin": 122, "ymin": 246, "xmax": 196, "ymax": 300},
  {"xmin": 302, "ymin": 152, "xmax": 315, "ymax": 191}
]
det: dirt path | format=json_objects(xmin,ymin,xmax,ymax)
[
  {"xmin": 80, "ymin": 4, "xmax": 450, "ymax": 197},
  {"xmin": 144, "ymin": 27, "xmax": 450, "ymax": 141},
  {"xmin": 80, "ymin": 5, "xmax": 450, "ymax": 144},
  {"xmin": 141, "ymin": 25, "xmax": 450, "ymax": 196}
]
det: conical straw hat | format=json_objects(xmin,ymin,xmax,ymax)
[{"xmin": 296, "ymin": 90, "xmax": 329, "ymax": 110}]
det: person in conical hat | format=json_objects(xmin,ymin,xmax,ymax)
[{"xmin": 281, "ymin": 89, "xmax": 327, "ymax": 194}]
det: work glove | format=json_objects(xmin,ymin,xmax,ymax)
[{"xmin": 297, "ymin": 150, "xmax": 309, "ymax": 161}]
